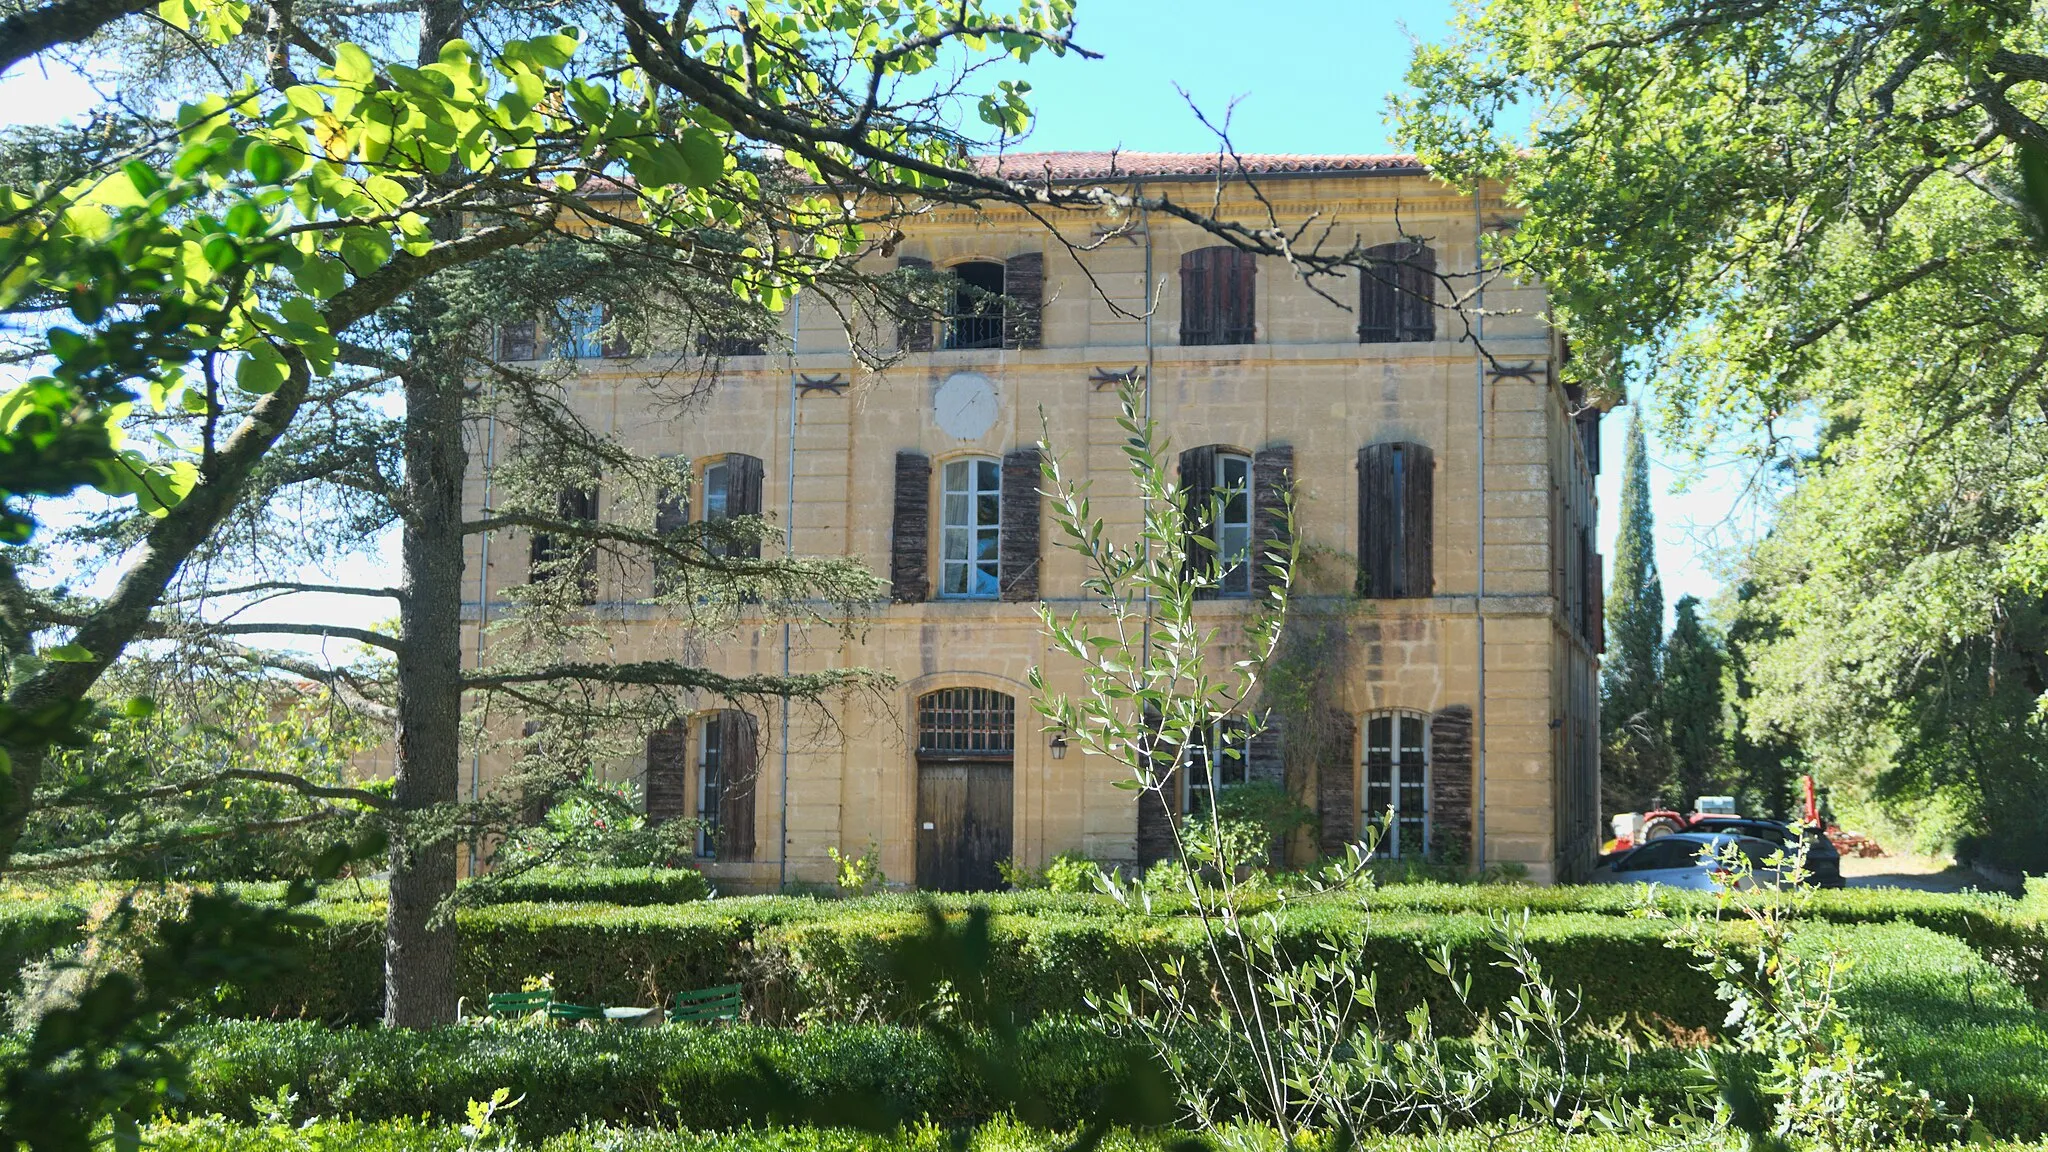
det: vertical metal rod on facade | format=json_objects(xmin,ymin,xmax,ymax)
[
  {"xmin": 779, "ymin": 293, "xmax": 799, "ymax": 891},
  {"xmin": 1472, "ymin": 185, "xmax": 1488, "ymax": 870},
  {"xmin": 468, "ymin": 380, "xmax": 499, "ymax": 877}
]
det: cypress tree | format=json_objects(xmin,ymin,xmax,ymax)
[
  {"xmin": 1601, "ymin": 403, "xmax": 1669, "ymax": 812},
  {"xmin": 1662, "ymin": 595, "xmax": 1725, "ymax": 806}
]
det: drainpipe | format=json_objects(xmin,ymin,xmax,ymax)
[
  {"xmin": 1472, "ymin": 185, "xmax": 1488, "ymax": 872},
  {"xmin": 468, "ymin": 380, "xmax": 499, "ymax": 876},
  {"xmin": 1139, "ymin": 184, "xmax": 1156, "ymax": 663},
  {"xmin": 779, "ymin": 293, "xmax": 799, "ymax": 891}
]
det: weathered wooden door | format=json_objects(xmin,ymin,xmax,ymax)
[{"xmin": 915, "ymin": 758, "xmax": 1014, "ymax": 892}]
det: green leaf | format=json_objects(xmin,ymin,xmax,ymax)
[
  {"xmin": 677, "ymin": 128, "xmax": 726, "ymax": 188},
  {"xmin": 334, "ymin": 42, "xmax": 375, "ymax": 87},
  {"xmin": 43, "ymin": 644, "xmax": 96, "ymax": 663},
  {"xmin": 245, "ymin": 140, "xmax": 286, "ymax": 184},
  {"xmin": 235, "ymin": 345, "xmax": 288, "ymax": 394}
]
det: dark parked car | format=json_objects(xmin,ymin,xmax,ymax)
[{"xmin": 1685, "ymin": 816, "xmax": 1843, "ymax": 888}]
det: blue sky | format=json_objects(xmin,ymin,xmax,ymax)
[{"xmin": 0, "ymin": 0, "xmax": 1746, "ymax": 627}]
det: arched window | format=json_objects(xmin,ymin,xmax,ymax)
[
  {"xmin": 1358, "ymin": 242, "xmax": 1436, "ymax": 344},
  {"xmin": 1363, "ymin": 710, "xmax": 1429, "ymax": 858},
  {"xmin": 939, "ymin": 456, "xmax": 1002, "ymax": 598},
  {"xmin": 916, "ymin": 687, "xmax": 1015, "ymax": 756},
  {"xmin": 945, "ymin": 260, "xmax": 1006, "ymax": 350}
]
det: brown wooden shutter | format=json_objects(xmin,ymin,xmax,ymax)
[
  {"xmin": 532, "ymin": 486, "xmax": 599, "ymax": 599},
  {"xmin": 1221, "ymin": 247, "xmax": 1256, "ymax": 344},
  {"xmin": 1397, "ymin": 244, "xmax": 1436, "ymax": 342},
  {"xmin": 1356, "ymin": 444, "xmax": 1393, "ymax": 597},
  {"xmin": 1360, "ymin": 243, "xmax": 1435, "ymax": 343},
  {"xmin": 645, "ymin": 720, "xmax": 690, "ymax": 823},
  {"xmin": 1401, "ymin": 443, "xmax": 1435, "ymax": 598},
  {"xmin": 1134, "ymin": 706, "xmax": 1176, "ymax": 866},
  {"xmin": 1179, "ymin": 248, "xmax": 1213, "ymax": 346},
  {"xmin": 890, "ymin": 451, "xmax": 931, "ymax": 603},
  {"xmin": 1181, "ymin": 247, "xmax": 1255, "ymax": 346},
  {"xmin": 653, "ymin": 458, "xmax": 689, "ymax": 595},
  {"xmin": 1357, "ymin": 443, "xmax": 1432, "ymax": 599},
  {"xmin": 1251, "ymin": 445, "xmax": 1293, "ymax": 603},
  {"xmin": 999, "ymin": 446, "xmax": 1041, "ymax": 602},
  {"xmin": 1178, "ymin": 445, "xmax": 1219, "ymax": 599},
  {"xmin": 1316, "ymin": 713, "xmax": 1357, "ymax": 859},
  {"xmin": 1002, "ymin": 251, "xmax": 1044, "ymax": 349},
  {"xmin": 1589, "ymin": 550, "xmax": 1605, "ymax": 654},
  {"xmin": 1576, "ymin": 407, "xmax": 1602, "ymax": 474},
  {"xmin": 717, "ymin": 709, "xmax": 759, "ymax": 861},
  {"xmin": 498, "ymin": 319, "xmax": 537, "ymax": 361},
  {"xmin": 600, "ymin": 304, "xmax": 631, "ymax": 358},
  {"xmin": 897, "ymin": 255, "xmax": 934, "ymax": 352},
  {"xmin": 728, "ymin": 453, "xmax": 764, "ymax": 560},
  {"xmin": 1429, "ymin": 705, "xmax": 1474, "ymax": 864}
]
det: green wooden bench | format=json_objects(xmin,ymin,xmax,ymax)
[
  {"xmin": 484, "ymin": 989, "xmax": 553, "ymax": 1019},
  {"xmin": 547, "ymin": 1000, "xmax": 606, "ymax": 1024},
  {"xmin": 670, "ymin": 983, "xmax": 742, "ymax": 1025}
]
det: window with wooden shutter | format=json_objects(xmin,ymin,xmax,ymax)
[
  {"xmin": 1356, "ymin": 442, "xmax": 1434, "ymax": 599},
  {"xmin": 1251, "ymin": 445, "xmax": 1293, "ymax": 602},
  {"xmin": 531, "ymin": 486, "xmax": 599, "ymax": 601},
  {"xmin": 1002, "ymin": 251, "xmax": 1044, "ymax": 349},
  {"xmin": 713, "ymin": 709, "xmax": 758, "ymax": 861},
  {"xmin": 1589, "ymin": 547, "xmax": 1605, "ymax": 654},
  {"xmin": 1358, "ymin": 242, "xmax": 1436, "ymax": 344},
  {"xmin": 1184, "ymin": 716, "xmax": 1252, "ymax": 813},
  {"xmin": 896, "ymin": 255, "xmax": 934, "ymax": 352},
  {"xmin": 645, "ymin": 719, "xmax": 689, "ymax": 824},
  {"xmin": 890, "ymin": 451, "xmax": 932, "ymax": 603},
  {"xmin": 497, "ymin": 319, "xmax": 538, "ymax": 361},
  {"xmin": 999, "ymin": 447, "xmax": 1041, "ymax": 601},
  {"xmin": 701, "ymin": 454, "xmax": 764, "ymax": 562},
  {"xmin": 1179, "ymin": 246, "xmax": 1256, "ymax": 346},
  {"xmin": 1576, "ymin": 407, "xmax": 1602, "ymax": 474},
  {"xmin": 652, "ymin": 458, "xmax": 689, "ymax": 595},
  {"xmin": 600, "ymin": 304, "xmax": 632, "ymax": 358}
]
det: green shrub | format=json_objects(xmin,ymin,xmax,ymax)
[{"xmin": 465, "ymin": 867, "xmax": 712, "ymax": 906}]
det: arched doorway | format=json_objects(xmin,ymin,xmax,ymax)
[{"xmin": 914, "ymin": 687, "xmax": 1015, "ymax": 891}]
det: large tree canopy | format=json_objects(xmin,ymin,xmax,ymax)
[{"xmin": 1400, "ymin": 0, "xmax": 2048, "ymax": 860}]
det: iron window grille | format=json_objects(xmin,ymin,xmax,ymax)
[{"xmin": 917, "ymin": 688, "xmax": 1015, "ymax": 756}]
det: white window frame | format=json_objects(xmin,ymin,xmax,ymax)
[
  {"xmin": 696, "ymin": 716, "xmax": 722, "ymax": 858},
  {"xmin": 1215, "ymin": 452, "xmax": 1253, "ymax": 598},
  {"xmin": 939, "ymin": 456, "xmax": 1002, "ymax": 599},
  {"xmin": 1183, "ymin": 718, "xmax": 1249, "ymax": 812},
  {"xmin": 1363, "ymin": 710, "xmax": 1430, "ymax": 858}
]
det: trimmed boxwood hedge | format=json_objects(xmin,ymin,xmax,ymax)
[{"xmin": 10, "ymin": 880, "xmax": 2044, "ymax": 1023}]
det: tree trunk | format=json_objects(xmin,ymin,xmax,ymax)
[{"xmin": 384, "ymin": 0, "xmax": 467, "ymax": 1030}]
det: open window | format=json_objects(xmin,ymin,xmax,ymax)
[
  {"xmin": 530, "ymin": 486, "xmax": 599, "ymax": 602},
  {"xmin": 700, "ymin": 454, "xmax": 764, "ymax": 560},
  {"xmin": 1178, "ymin": 446, "xmax": 1254, "ymax": 599},
  {"xmin": 945, "ymin": 261, "xmax": 1006, "ymax": 350}
]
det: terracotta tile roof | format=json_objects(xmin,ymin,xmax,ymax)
[{"xmin": 972, "ymin": 151, "xmax": 1426, "ymax": 181}]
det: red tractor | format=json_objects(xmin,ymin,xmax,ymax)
[{"xmin": 1607, "ymin": 777, "xmax": 1882, "ymax": 859}]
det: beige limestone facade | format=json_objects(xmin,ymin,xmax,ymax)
[{"xmin": 460, "ymin": 155, "xmax": 1605, "ymax": 889}]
